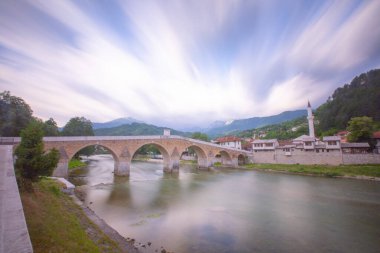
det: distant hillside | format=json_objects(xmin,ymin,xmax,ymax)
[
  {"xmin": 316, "ymin": 69, "xmax": 380, "ymax": 132},
  {"xmin": 94, "ymin": 122, "xmax": 190, "ymax": 136},
  {"xmin": 235, "ymin": 116, "xmax": 308, "ymax": 140},
  {"xmin": 92, "ymin": 117, "xmax": 143, "ymax": 129},
  {"xmin": 205, "ymin": 110, "xmax": 307, "ymax": 137}
]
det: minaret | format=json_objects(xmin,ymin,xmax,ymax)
[{"xmin": 307, "ymin": 101, "xmax": 315, "ymax": 138}]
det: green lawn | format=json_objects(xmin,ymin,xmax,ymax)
[
  {"xmin": 20, "ymin": 178, "xmax": 121, "ymax": 253},
  {"xmin": 69, "ymin": 158, "xmax": 87, "ymax": 169},
  {"xmin": 244, "ymin": 163, "xmax": 380, "ymax": 178}
]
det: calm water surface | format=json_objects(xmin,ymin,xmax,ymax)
[{"xmin": 70, "ymin": 155, "xmax": 380, "ymax": 253}]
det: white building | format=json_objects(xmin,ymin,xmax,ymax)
[
  {"xmin": 252, "ymin": 139, "xmax": 279, "ymax": 152},
  {"xmin": 323, "ymin": 136, "xmax": 341, "ymax": 150},
  {"xmin": 214, "ymin": 136, "xmax": 242, "ymax": 149}
]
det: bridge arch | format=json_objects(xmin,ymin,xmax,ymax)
[
  {"xmin": 238, "ymin": 154, "xmax": 246, "ymax": 166},
  {"xmin": 68, "ymin": 143, "xmax": 119, "ymax": 162},
  {"xmin": 131, "ymin": 142, "xmax": 171, "ymax": 172},
  {"xmin": 179, "ymin": 145, "xmax": 208, "ymax": 168},
  {"xmin": 215, "ymin": 150, "xmax": 233, "ymax": 166}
]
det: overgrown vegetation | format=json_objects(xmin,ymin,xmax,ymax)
[
  {"xmin": 21, "ymin": 178, "xmax": 121, "ymax": 253},
  {"xmin": 315, "ymin": 69, "xmax": 380, "ymax": 132},
  {"xmin": 69, "ymin": 159, "xmax": 87, "ymax": 169},
  {"xmin": 15, "ymin": 121, "xmax": 59, "ymax": 190},
  {"xmin": 213, "ymin": 162, "xmax": 222, "ymax": 167},
  {"xmin": 244, "ymin": 163, "xmax": 380, "ymax": 178},
  {"xmin": 191, "ymin": 132, "xmax": 209, "ymax": 141},
  {"xmin": 0, "ymin": 91, "xmax": 33, "ymax": 136}
]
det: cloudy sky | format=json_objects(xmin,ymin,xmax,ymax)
[{"xmin": 1, "ymin": 0, "xmax": 380, "ymax": 129}]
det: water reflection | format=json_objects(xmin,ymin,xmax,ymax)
[{"xmin": 70, "ymin": 155, "xmax": 380, "ymax": 253}]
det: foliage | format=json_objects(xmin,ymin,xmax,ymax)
[
  {"xmin": 15, "ymin": 121, "xmax": 59, "ymax": 184},
  {"xmin": 213, "ymin": 162, "xmax": 222, "ymax": 167},
  {"xmin": 315, "ymin": 69, "xmax": 380, "ymax": 131},
  {"xmin": 43, "ymin": 117, "xmax": 60, "ymax": 136},
  {"xmin": 21, "ymin": 178, "xmax": 120, "ymax": 253},
  {"xmin": 0, "ymin": 91, "xmax": 33, "ymax": 136},
  {"xmin": 347, "ymin": 116, "xmax": 375, "ymax": 142},
  {"xmin": 191, "ymin": 132, "xmax": 209, "ymax": 141},
  {"xmin": 69, "ymin": 159, "xmax": 87, "ymax": 170},
  {"xmin": 62, "ymin": 116, "xmax": 94, "ymax": 136},
  {"xmin": 318, "ymin": 128, "xmax": 339, "ymax": 138},
  {"xmin": 244, "ymin": 163, "xmax": 380, "ymax": 178}
]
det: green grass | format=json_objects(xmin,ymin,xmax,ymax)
[
  {"xmin": 243, "ymin": 163, "xmax": 380, "ymax": 178},
  {"xmin": 213, "ymin": 162, "xmax": 222, "ymax": 167},
  {"xmin": 20, "ymin": 178, "xmax": 120, "ymax": 253},
  {"xmin": 69, "ymin": 158, "xmax": 87, "ymax": 170},
  {"xmin": 180, "ymin": 159, "xmax": 197, "ymax": 165}
]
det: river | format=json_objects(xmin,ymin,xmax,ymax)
[{"xmin": 69, "ymin": 155, "xmax": 380, "ymax": 253}]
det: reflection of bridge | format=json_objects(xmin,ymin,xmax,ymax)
[{"xmin": 2, "ymin": 135, "xmax": 252, "ymax": 178}]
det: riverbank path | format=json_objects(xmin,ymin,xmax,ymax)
[{"xmin": 0, "ymin": 145, "xmax": 33, "ymax": 253}]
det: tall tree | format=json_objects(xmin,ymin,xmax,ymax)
[
  {"xmin": 0, "ymin": 91, "xmax": 33, "ymax": 136},
  {"xmin": 15, "ymin": 121, "xmax": 59, "ymax": 189},
  {"xmin": 61, "ymin": 116, "xmax": 94, "ymax": 136},
  {"xmin": 191, "ymin": 132, "xmax": 209, "ymax": 142},
  {"xmin": 62, "ymin": 117, "xmax": 94, "ymax": 158},
  {"xmin": 347, "ymin": 116, "xmax": 375, "ymax": 142},
  {"xmin": 43, "ymin": 118, "xmax": 60, "ymax": 136}
]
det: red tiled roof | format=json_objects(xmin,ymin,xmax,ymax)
[
  {"xmin": 373, "ymin": 131, "xmax": 380, "ymax": 139},
  {"xmin": 215, "ymin": 136, "xmax": 241, "ymax": 143},
  {"xmin": 336, "ymin": 130, "xmax": 349, "ymax": 136}
]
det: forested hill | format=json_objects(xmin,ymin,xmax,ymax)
[
  {"xmin": 316, "ymin": 69, "xmax": 380, "ymax": 132},
  {"xmin": 235, "ymin": 116, "xmax": 308, "ymax": 140},
  {"xmin": 94, "ymin": 122, "xmax": 190, "ymax": 137}
]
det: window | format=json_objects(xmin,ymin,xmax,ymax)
[
  {"xmin": 305, "ymin": 141, "xmax": 312, "ymax": 146},
  {"xmin": 327, "ymin": 141, "xmax": 337, "ymax": 145}
]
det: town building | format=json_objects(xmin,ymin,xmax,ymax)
[
  {"xmin": 250, "ymin": 102, "xmax": 380, "ymax": 165},
  {"xmin": 252, "ymin": 139, "xmax": 279, "ymax": 152},
  {"xmin": 214, "ymin": 136, "xmax": 242, "ymax": 149}
]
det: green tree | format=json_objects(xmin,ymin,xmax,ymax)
[
  {"xmin": 62, "ymin": 117, "xmax": 94, "ymax": 158},
  {"xmin": 347, "ymin": 116, "xmax": 374, "ymax": 142},
  {"xmin": 43, "ymin": 118, "xmax": 60, "ymax": 136},
  {"xmin": 191, "ymin": 132, "xmax": 209, "ymax": 141},
  {"xmin": 61, "ymin": 116, "xmax": 94, "ymax": 136},
  {"xmin": 0, "ymin": 91, "xmax": 33, "ymax": 136},
  {"xmin": 15, "ymin": 121, "xmax": 59, "ymax": 189}
]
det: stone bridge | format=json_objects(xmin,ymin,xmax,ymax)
[{"xmin": 1, "ymin": 135, "xmax": 252, "ymax": 178}]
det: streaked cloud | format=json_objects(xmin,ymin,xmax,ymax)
[{"xmin": 0, "ymin": 0, "xmax": 379, "ymax": 129}]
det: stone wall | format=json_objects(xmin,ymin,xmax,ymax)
[
  {"xmin": 342, "ymin": 154, "xmax": 380, "ymax": 164},
  {"xmin": 253, "ymin": 149, "xmax": 342, "ymax": 165},
  {"xmin": 275, "ymin": 149, "xmax": 342, "ymax": 165},
  {"xmin": 252, "ymin": 151, "xmax": 276, "ymax": 163}
]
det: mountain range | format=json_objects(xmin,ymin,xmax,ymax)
[
  {"xmin": 203, "ymin": 110, "xmax": 307, "ymax": 137},
  {"xmin": 92, "ymin": 117, "xmax": 143, "ymax": 129},
  {"xmin": 92, "ymin": 110, "xmax": 307, "ymax": 138}
]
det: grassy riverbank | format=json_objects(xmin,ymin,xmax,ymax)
[
  {"xmin": 20, "ymin": 178, "xmax": 123, "ymax": 253},
  {"xmin": 69, "ymin": 158, "xmax": 87, "ymax": 169},
  {"xmin": 244, "ymin": 163, "xmax": 380, "ymax": 178}
]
